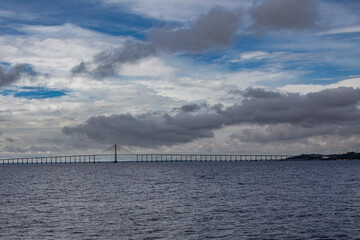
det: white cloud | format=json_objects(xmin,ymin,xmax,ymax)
[
  {"xmin": 240, "ymin": 51, "xmax": 269, "ymax": 60},
  {"xmin": 280, "ymin": 78, "xmax": 360, "ymax": 94},
  {"xmin": 228, "ymin": 51, "xmax": 271, "ymax": 63},
  {"xmin": 102, "ymin": 0, "xmax": 250, "ymax": 21},
  {"xmin": 120, "ymin": 57, "xmax": 176, "ymax": 77},
  {"xmin": 318, "ymin": 25, "xmax": 360, "ymax": 35},
  {"xmin": 0, "ymin": 10, "xmax": 35, "ymax": 21},
  {"xmin": 0, "ymin": 24, "xmax": 122, "ymax": 77},
  {"xmin": 225, "ymin": 68, "xmax": 302, "ymax": 89}
]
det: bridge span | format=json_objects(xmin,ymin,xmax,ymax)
[
  {"xmin": 0, "ymin": 145, "xmax": 294, "ymax": 165},
  {"xmin": 135, "ymin": 154, "xmax": 292, "ymax": 162}
]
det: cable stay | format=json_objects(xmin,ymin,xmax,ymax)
[{"xmin": 95, "ymin": 144, "xmax": 134, "ymax": 156}]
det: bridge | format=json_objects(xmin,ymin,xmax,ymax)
[{"xmin": 0, "ymin": 144, "xmax": 294, "ymax": 165}]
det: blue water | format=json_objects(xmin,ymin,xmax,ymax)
[{"xmin": 1, "ymin": 161, "xmax": 359, "ymax": 239}]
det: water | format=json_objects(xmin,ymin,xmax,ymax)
[{"xmin": 1, "ymin": 161, "xmax": 359, "ymax": 239}]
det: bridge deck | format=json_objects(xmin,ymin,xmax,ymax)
[{"xmin": 0, "ymin": 153, "xmax": 294, "ymax": 164}]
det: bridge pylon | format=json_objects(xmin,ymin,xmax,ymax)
[{"xmin": 114, "ymin": 144, "xmax": 117, "ymax": 163}]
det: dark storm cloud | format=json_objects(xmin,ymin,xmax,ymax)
[
  {"xmin": 92, "ymin": 41, "xmax": 156, "ymax": 78},
  {"xmin": 241, "ymin": 88, "xmax": 282, "ymax": 99},
  {"xmin": 180, "ymin": 104, "xmax": 202, "ymax": 113},
  {"xmin": 63, "ymin": 87, "xmax": 360, "ymax": 147},
  {"xmin": 72, "ymin": 7, "xmax": 242, "ymax": 77},
  {"xmin": 149, "ymin": 6, "xmax": 242, "ymax": 53},
  {"xmin": 71, "ymin": 40, "xmax": 156, "ymax": 77},
  {"xmin": 71, "ymin": 61, "xmax": 87, "ymax": 74},
  {"xmin": 178, "ymin": 103, "xmax": 209, "ymax": 113},
  {"xmin": 63, "ymin": 112, "xmax": 222, "ymax": 148},
  {"xmin": 72, "ymin": 40, "xmax": 156, "ymax": 78},
  {"xmin": 0, "ymin": 64, "xmax": 30, "ymax": 88},
  {"xmin": 220, "ymin": 87, "xmax": 360, "ymax": 127},
  {"xmin": 5, "ymin": 137, "xmax": 15, "ymax": 143},
  {"xmin": 251, "ymin": 0, "xmax": 319, "ymax": 31}
]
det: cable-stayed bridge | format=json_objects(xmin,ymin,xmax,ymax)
[{"xmin": 0, "ymin": 144, "xmax": 294, "ymax": 165}]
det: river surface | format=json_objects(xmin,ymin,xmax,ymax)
[{"xmin": 0, "ymin": 160, "xmax": 359, "ymax": 239}]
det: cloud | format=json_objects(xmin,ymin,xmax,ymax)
[
  {"xmin": 5, "ymin": 137, "xmax": 14, "ymax": 143},
  {"xmin": 280, "ymin": 78, "xmax": 360, "ymax": 94},
  {"xmin": 241, "ymin": 87, "xmax": 282, "ymax": 99},
  {"xmin": 319, "ymin": 25, "xmax": 360, "ymax": 35},
  {"xmin": 63, "ymin": 112, "xmax": 220, "ymax": 148},
  {"xmin": 2, "ymin": 144, "xmax": 60, "ymax": 153},
  {"xmin": 71, "ymin": 61, "xmax": 87, "ymax": 74},
  {"xmin": 149, "ymin": 6, "xmax": 242, "ymax": 53},
  {"xmin": 63, "ymin": 87, "xmax": 360, "ymax": 147},
  {"xmin": 70, "ymin": 39, "xmax": 155, "ymax": 77},
  {"xmin": 0, "ymin": 64, "xmax": 31, "ymax": 88},
  {"xmin": 89, "ymin": 40, "xmax": 156, "ymax": 78},
  {"xmin": 221, "ymin": 87, "xmax": 360, "ymax": 127},
  {"xmin": 70, "ymin": 39, "xmax": 156, "ymax": 78},
  {"xmin": 177, "ymin": 103, "xmax": 209, "ymax": 113},
  {"xmin": 231, "ymin": 123, "xmax": 360, "ymax": 143},
  {"xmin": 3, "ymin": 145, "xmax": 28, "ymax": 153},
  {"xmin": 251, "ymin": 0, "xmax": 319, "ymax": 31},
  {"xmin": 101, "ymin": 0, "xmax": 248, "ymax": 22},
  {"xmin": 72, "ymin": 6, "xmax": 242, "ymax": 77}
]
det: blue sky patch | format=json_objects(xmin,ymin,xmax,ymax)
[
  {"xmin": 0, "ymin": 62, "xmax": 11, "ymax": 67},
  {"xmin": 0, "ymin": 0, "xmax": 164, "ymax": 37},
  {"xmin": 0, "ymin": 86, "xmax": 69, "ymax": 99}
]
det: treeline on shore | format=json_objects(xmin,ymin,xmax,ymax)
[{"xmin": 287, "ymin": 152, "xmax": 360, "ymax": 161}]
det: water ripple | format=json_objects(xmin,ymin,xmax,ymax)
[{"xmin": 1, "ymin": 161, "xmax": 360, "ymax": 239}]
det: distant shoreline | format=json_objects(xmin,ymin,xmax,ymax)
[{"xmin": 286, "ymin": 152, "xmax": 360, "ymax": 161}]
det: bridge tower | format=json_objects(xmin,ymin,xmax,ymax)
[{"xmin": 114, "ymin": 144, "xmax": 118, "ymax": 163}]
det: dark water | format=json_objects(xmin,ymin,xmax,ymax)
[{"xmin": 1, "ymin": 161, "xmax": 360, "ymax": 240}]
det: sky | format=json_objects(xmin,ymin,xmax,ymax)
[{"xmin": 0, "ymin": 0, "xmax": 360, "ymax": 157}]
